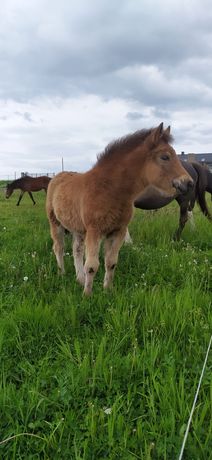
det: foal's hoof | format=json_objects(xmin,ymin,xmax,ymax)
[
  {"xmin": 76, "ymin": 275, "xmax": 85, "ymax": 286},
  {"xmin": 83, "ymin": 287, "xmax": 92, "ymax": 296},
  {"xmin": 103, "ymin": 281, "xmax": 113, "ymax": 290}
]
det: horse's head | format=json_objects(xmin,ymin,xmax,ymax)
[
  {"xmin": 142, "ymin": 123, "xmax": 193, "ymax": 198},
  {"xmin": 5, "ymin": 183, "xmax": 13, "ymax": 199}
]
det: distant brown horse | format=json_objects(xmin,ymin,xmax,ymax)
[
  {"xmin": 46, "ymin": 123, "xmax": 193, "ymax": 295},
  {"xmin": 5, "ymin": 175, "xmax": 51, "ymax": 205}
]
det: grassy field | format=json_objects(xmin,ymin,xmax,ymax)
[{"xmin": 0, "ymin": 187, "xmax": 211, "ymax": 460}]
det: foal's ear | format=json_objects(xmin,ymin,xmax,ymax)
[
  {"xmin": 164, "ymin": 125, "xmax": 171, "ymax": 136},
  {"xmin": 148, "ymin": 122, "xmax": 164, "ymax": 147}
]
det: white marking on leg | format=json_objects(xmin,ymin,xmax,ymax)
[
  {"xmin": 188, "ymin": 211, "xmax": 195, "ymax": 229},
  {"xmin": 52, "ymin": 225, "xmax": 65, "ymax": 273},
  {"xmin": 124, "ymin": 228, "xmax": 133, "ymax": 244},
  {"xmin": 73, "ymin": 232, "xmax": 85, "ymax": 286}
]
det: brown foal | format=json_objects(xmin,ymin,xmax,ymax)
[{"xmin": 46, "ymin": 123, "xmax": 193, "ymax": 295}]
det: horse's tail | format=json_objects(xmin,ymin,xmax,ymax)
[{"xmin": 191, "ymin": 162, "xmax": 212, "ymax": 220}]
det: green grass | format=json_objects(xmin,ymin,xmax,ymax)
[{"xmin": 0, "ymin": 188, "xmax": 211, "ymax": 459}]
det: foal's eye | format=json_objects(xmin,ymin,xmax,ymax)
[{"xmin": 160, "ymin": 154, "xmax": 170, "ymax": 161}]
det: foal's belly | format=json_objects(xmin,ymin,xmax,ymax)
[{"xmin": 53, "ymin": 200, "xmax": 85, "ymax": 233}]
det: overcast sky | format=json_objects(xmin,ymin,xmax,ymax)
[{"xmin": 1, "ymin": 0, "xmax": 212, "ymax": 179}]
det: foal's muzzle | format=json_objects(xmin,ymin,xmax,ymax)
[{"xmin": 172, "ymin": 177, "xmax": 194, "ymax": 194}]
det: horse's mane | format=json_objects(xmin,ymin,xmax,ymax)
[
  {"xmin": 7, "ymin": 175, "xmax": 32, "ymax": 186},
  {"xmin": 96, "ymin": 128, "xmax": 174, "ymax": 166},
  {"xmin": 20, "ymin": 175, "xmax": 33, "ymax": 180}
]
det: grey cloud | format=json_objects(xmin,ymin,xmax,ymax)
[
  {"xmin": 126, "ymin": 112, "xmax": 145, "ymax": 120},
  {"xmin": 23, "ymin": 112, "xmax": 34, "ymax": 122},
  {"xmin": 1, "ymin": 0, "xmax": 212, "ymax": 178},
  {"xmin": 1, "ymin": 0, "xmax": 212, "ymax": 107},
  {"xmin": 14, "ymin": 111, "xmax": 34, "ymax": 122}
]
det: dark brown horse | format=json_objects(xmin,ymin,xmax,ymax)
[
  {"xmin": 46, "ymin": 123, "xmax": 193, "ymax": 295},
  {"xmin": 133, "ymin": 161, "xmax": 212, "ymax": 240},
  {"xmin": 5, "ymin": 175, "xmax": 51, "ymax": 206}
]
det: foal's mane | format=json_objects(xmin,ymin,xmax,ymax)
[{"xmin": 96, "ymin": 127, "xmax": 173, "ymax": 166}]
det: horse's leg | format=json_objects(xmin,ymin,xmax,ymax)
[
  {"xmin": 28, "ymin": 192, "xmax": 36, "ymax": 205},
  {"xmin": 17, "ymin": 191, "xmax": 24, "ymax": 206},
  {"xmin": 50, "ymin": 221, "xmax": 65, "ymax": 273},
  {"xmin": 104, "ymin": 228, "xmax": 126, "ymax": 289},
  {"xmin": 187, "ymin": 210, "xmax": 195, "ymax": 229},
  {"xmin": 187, "ymin": 200, "xmax": 195, "ymax": 229},
  {"xmin": 173, "ymin": 202, "xmax": 189, "ymax": 241},
  {"xmin": 124, "ymin": 227, "xmax": 133, "ymax": 244},
  {"xmin": 84, "ymin": 228, "xmax": 101, "ymax": 296},
  {"xmin": 72, "ymin": 232, "xmax": 85, "ymax": 286}
]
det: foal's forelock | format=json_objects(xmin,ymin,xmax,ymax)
[{"xmin": 96, "ymin": 127, "xmax": 174, "ymax": 165}]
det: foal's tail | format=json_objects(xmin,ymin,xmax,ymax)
[{"xmin": 192, "ymin": 162, "xmax": 212, "ymax": 220}]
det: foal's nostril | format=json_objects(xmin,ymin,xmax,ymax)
[
  {"xmin": 172, "ymin": 178, "xmax": 193, "ymax": 194},
  {"xmin": 172, "ymin": 179, "xmax": 181, "ymax": 191}
]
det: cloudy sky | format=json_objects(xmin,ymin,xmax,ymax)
[{"xmin": 1, "ymin": 0, "xmax": 212, "ymax": 179}]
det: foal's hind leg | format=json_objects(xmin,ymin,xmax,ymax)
[
  {"xmin": 104, "ymin": 228, "xmax": 126, "ymax": 289},
  {"xmin": 84, "ymin": 228, "xmax": 101, "ymax": 296},
  {"xmin": 50, "ymin": 222, "xmax": 65, "ymax": 273},
  {"xmin": 72, "ymin": 232, "xmax": 85, "ymax": 286}
]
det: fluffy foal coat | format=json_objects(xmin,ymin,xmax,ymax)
[{"xmin": 46, "ymin": 123, "xmax": 193, "ymax": 295}]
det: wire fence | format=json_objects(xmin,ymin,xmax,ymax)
[{"xmin": 0, "ymin": 172, "xmax": 56, "ymax": 182}]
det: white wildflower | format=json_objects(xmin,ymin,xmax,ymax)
[
  {"xmin": 103, "ymin": 407, "xmax": 112, "ymax": 415},
  {"xmin": 23, "ymin": 276, "xmax": 28, "ymax": 282}
]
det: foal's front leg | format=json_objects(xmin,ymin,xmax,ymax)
[
  {"xmin": 104, "ymin": 228, "xmax": 126, "ymax": 289},
  {"xmin": 84, "ymin": 228, "xmax": 101, "ymax": 296},
  {"xmin": 72, "ymin": 232, "xmax": 85, "ymax": 286}
]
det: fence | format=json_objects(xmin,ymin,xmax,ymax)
[{"xmin": 0, "ymin": 172, "xmax": 56, "ymax": 182}]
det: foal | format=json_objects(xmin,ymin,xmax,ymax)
[{"xmin": 46, "ymin": 123, "xmax": 193, "ymax": 295}]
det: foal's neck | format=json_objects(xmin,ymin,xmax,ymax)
[{"xmin": 95, "ymin": 150, "xmax": 148, "ymax": 200}]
